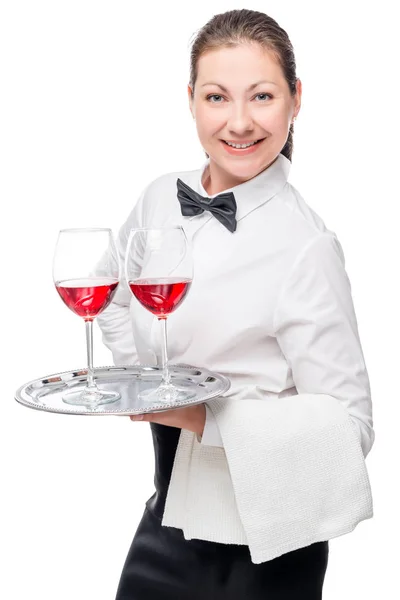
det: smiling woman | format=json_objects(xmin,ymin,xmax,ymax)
[
  {"xmin": 187, "ymin": 25, "xmax": 301, "ymax": 194},
  {"xmin": 95, "ymin": 7, "xmax": 374, "ymax": 600}
]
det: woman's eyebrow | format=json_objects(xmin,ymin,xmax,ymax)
[{"xmin": 200, "ymin": 80, "xmax": 278, "ymax": 91}]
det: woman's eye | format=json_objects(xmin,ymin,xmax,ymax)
[
  {"xmin": 255, "ymin": 93, "xmax": 272, "ymax": 101},
  {"xmin": 206, "ymin": 93, "xmax": 272, "ymax": 103},
  {"xmin": 207, "ymin": 94, "xmax": 224, "ymax": 103}
]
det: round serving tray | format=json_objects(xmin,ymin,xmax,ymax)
[{"xmin": 15, "ymin": 364, "xmax": 230, "ymax": 416}]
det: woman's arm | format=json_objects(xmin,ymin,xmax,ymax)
[
  {"xmin": 96, "ymin": 189, "xmax": 146, "ymax": 366},
  {"xmin": 273, "ymin": 232, "xmax": 374, "ymax": 458}
]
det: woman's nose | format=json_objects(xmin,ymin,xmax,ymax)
[{"xmin": 226, "ymin": 102, "xmax": 254, "ymax": 135}]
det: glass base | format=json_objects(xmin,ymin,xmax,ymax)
[
  {"xmin": 138, "ymin": 382, "xmax": 196, "ymax": 404},
  {"xmin": 62, "ymin": 387, "xmax": 120, "ymax": 408}
]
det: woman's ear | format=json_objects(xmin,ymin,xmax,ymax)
[
  {"xmin": 188, "ymin": 84, "xmax": 195, "ymax": 119},
  {"xmin": 293, "ymin": 78, "xmax": 302, "ymax": 119}
]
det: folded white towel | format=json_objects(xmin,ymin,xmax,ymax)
[{"xmin": 162, "ymin": 393, "xmax": 373, "ymax": 564}]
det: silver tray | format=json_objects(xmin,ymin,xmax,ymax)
[{"xmin": 15, "ymin": 364, "xmax": 230, "ymax": 415}]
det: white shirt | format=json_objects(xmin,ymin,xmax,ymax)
[{"xmin": 97, "ymin": 153, "xmax": 374, "ymax": 459}]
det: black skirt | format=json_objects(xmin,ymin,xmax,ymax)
[{"xmin": 116, "ymin": 424, "xmax": 329, "ymax": 600}]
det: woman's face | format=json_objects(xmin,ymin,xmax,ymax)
[{"xmin": 188, "ymin": 43, "xmax": 302, "ymax": 192}]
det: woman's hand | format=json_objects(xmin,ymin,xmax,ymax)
[{"xmin": 130, "ymin": 403, "xmax": 206, "ymax": 437}]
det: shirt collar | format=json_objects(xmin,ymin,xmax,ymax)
[
  {"xmin": 195, "ymin": 153, "xmax": 291, "ymax": 223},
  {"xmin": 179, "ymin": 153, "xmax": 291, "ymax": 240}
]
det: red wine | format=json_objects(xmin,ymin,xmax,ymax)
[
  {"xmin": 129, "ymin": 277, "xmax": 192, "ymax": 318},
  {"xmin": 55, "ymin": 278, "xmax": 119, "ymax": 319}
]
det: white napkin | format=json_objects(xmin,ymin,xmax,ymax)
[{"xmin": 162, "ymin": 393, "xmax": 373, "ymax": 564}]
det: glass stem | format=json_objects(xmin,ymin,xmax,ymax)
[
  {"xmin": 159, "ymin": 317, "xmax": 171, "ymax": 386},
  {"xmin": 85, "ymin": 319, "xmax": 96, "ymax": 390}
]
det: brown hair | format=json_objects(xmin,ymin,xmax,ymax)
[{"xmin": 189, "ymin": 9, "xmax": 298, "ymax": 161}]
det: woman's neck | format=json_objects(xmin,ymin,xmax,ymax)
[
  {"xmin": 202, "ymin": 156, "xmax": 278, "ymax": 196},
  {"xmin": 202, "ymin": 164, "xmax": 246, "ymax": 196}
]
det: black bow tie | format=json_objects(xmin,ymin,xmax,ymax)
[{"xmin": 176, "ymin": 178, "xmax": 237, "ymax": 233}]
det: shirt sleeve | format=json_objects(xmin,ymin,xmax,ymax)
[
  {"xmin": 272, "ymin": 232, "xmax": 375, "ymax": 458},
  {"xmin": 196, "ymin": 404, "xmax": 224, "ymax": 446},
  {"xmin": 96, "ymin": 189, "xmax": 146, "ymax": 366}
]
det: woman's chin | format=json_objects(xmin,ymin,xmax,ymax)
[{"xmin": 213, "ymin": 153, "xmax": 268, "ymax": 179}]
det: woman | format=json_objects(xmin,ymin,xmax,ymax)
[{"xmin": 97, "ymin": 8, "xmax": 374, "ymax": 599}]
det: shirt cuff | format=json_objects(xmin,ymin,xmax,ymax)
[{"xmin": 196, "ymin": 404, "xmax": 224, "ymax": 447}]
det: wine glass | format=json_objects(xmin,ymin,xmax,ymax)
[
  {"xmin": 125, "ymin": 226, "xmax": 195, "ymax": 403},
  {"xmin": 53, "ymin": 228, "xmax": 121, "ymax": 408}
]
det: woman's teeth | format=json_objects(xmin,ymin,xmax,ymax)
[{"xmin": 224, "ymin": 140, "xmax": 261, "ymax": 149}]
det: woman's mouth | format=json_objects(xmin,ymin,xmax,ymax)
[{"xmin": 220, "ymin": 138, "xmax": 266, "ymax": 155}]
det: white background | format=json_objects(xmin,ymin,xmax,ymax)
[{"xmin": 1, "ymin": 1, "xmax": 398, "ymax": 598}]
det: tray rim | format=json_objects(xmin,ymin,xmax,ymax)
[{"xmin": 14, "ymin": 363, "xmax": 230, "ymax": 416}]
